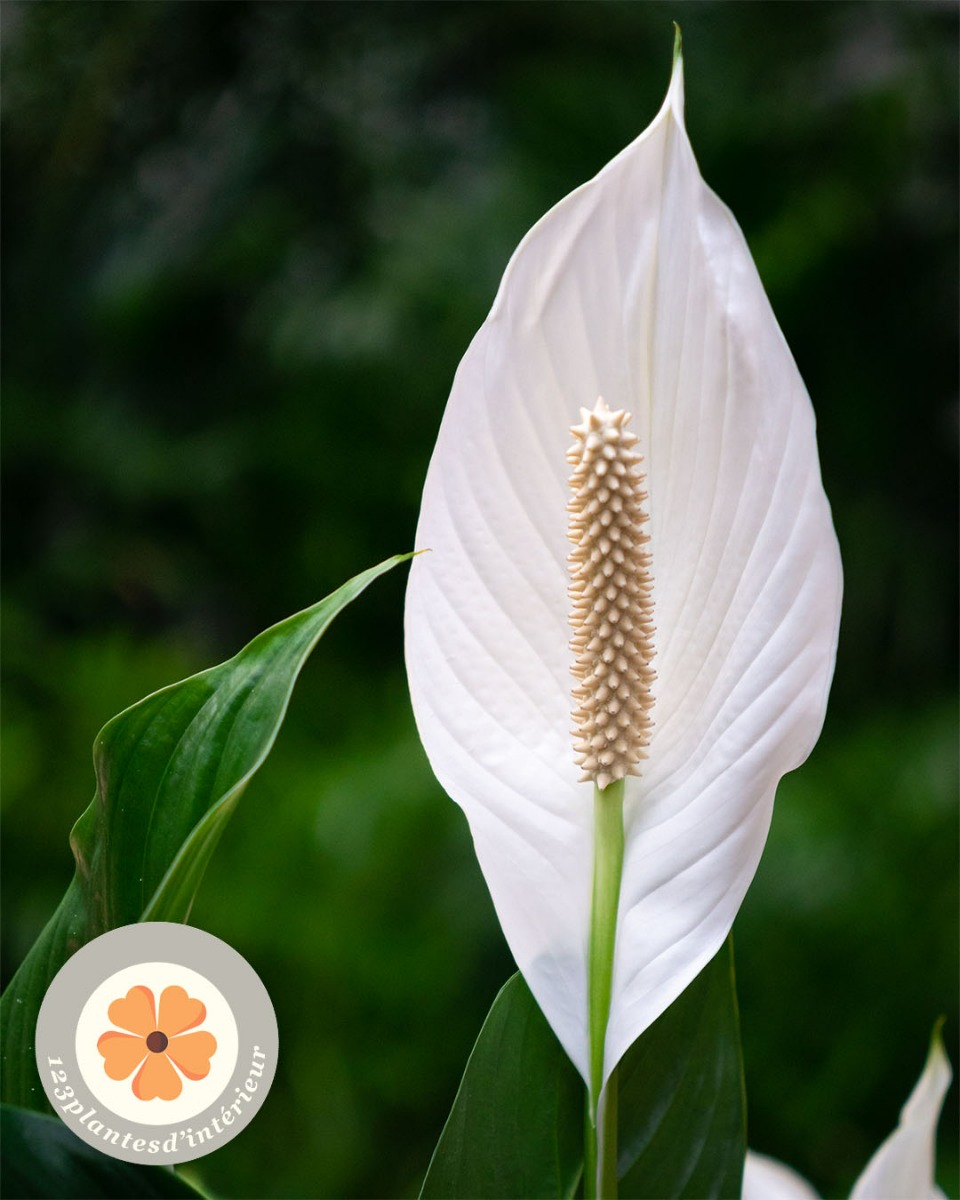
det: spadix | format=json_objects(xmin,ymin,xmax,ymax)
[{"xmin": 567, "ymin": 398, "xmax": 656, "ymax": 792}]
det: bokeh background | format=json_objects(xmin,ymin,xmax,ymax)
[{"xmin": 3, "ymin": 2, "xmax": 957, "ymax": 1197}]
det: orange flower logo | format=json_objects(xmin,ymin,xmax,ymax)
[{"xmin": 96, "ymin": 984, "xmax": 217, "ymax": 1101}]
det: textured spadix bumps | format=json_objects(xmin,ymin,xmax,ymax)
[
  {"xmin": 405, "ymin": 47, "xmax": 842, "ymax": 1088},
  {"xmin": 568, "ymin": 399, "xmax": 656, "ymax": 789}
]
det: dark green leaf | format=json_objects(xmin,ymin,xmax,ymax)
[
  {"xmin": 419, "ymin": 974, "xmax": 584, "ymax": 1200},
  {"xmin": 0, "ymin": 1104, "xmax": 203, "ymax": 1199},
  {"xmin": 421, "ymin": 938, "xmax": 745, "ymax": 1199},
  {"xmin": 0, "ymin": 556, "xmax": 410, "ymax": 1111},
  {"xmin": 617, "ymin": 937, "xmax": 746, "ymax": 1199}
]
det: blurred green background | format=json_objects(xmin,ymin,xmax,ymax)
[{"xmin": 2, "ymin": 2, "xmax": 957, "ymax": 1197}]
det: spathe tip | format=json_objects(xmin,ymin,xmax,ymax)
[{"xmin": 660, "ymin": 23, "xmax": 685, "ymax": 124}]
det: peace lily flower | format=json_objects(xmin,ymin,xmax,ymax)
[
  {"xmin": 405, "ymin": 31, "xmax": 841, "ymax": 1185},
  {"xmin": 742, "ymin": 1033, "xmax": 952, "ymax": 1200}
]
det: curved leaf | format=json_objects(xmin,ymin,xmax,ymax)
[
  {"xmin": 404, "ymin": 42, "xmax": 841, "ymax": 1086},
  {"xmin": 1, "ymin": 555, "xmax": 410, "ymax": 1110},
  {"xmin": 0, "ymin": 1104, "xmax": 202, "ymax": 1199},
  {"xmin": 616, "ymin": 937, "xmax": 745, "ymax": 1198},
  {"xmin": 420, "ymin": 974, "xmax": 583, "ymax": 1200},
  {"xmin": 421, "ymin": 938, "xmax": 744, "ymax": 1199}
]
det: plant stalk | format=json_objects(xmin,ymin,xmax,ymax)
[{"xmin": 585, "ymin": 777, "xmax": 625, "ymax": 1198}]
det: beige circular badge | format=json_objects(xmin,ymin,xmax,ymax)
[{"xmin": 35, "ymin": 923, "xmax": 277, "ymax": 1165}]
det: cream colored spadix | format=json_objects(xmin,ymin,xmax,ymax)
[
  {"xmin": 567, "ymin": 397, "xmax": 656, "ymax": 791},
  {"xmin": 404, "ymin": 44, "xmax": 842, "ymax": 1088}
]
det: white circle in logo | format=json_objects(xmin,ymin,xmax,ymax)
[{"xmin": 75, "ymin": 961, "xmax": 239, "ymax": 1125}]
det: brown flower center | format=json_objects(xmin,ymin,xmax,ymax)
[{"xmin": 146, "ymin": 1030, "xmax": 169, "ymax": 1054}]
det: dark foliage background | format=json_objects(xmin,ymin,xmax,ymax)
[{"xmin": 3, "ymin": 3, "xmax": 957, "ymax": 1197}]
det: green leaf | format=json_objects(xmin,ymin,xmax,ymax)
[
  {"xmin": 616, "ymin": 936, "xmax": 746, "ymax": 1199},
  {"xmin": 419, "ymin": 974, "xmax": 584, "ymax": 1200},
  {"xmin": 0, "ymin": 1104, "xmax": 203, "ymax": 1199},
  {"xmin": 421, "ymin": 938, "xmax": 744, "ymax": 1199},
  {"xmin": 1, "ymin": 555, "xmax": 410, "ymax": 1111}
]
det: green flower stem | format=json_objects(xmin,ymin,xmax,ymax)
[{"xmin": 585, "ymin": 777, "xmax": 625, "ymax": 1198}]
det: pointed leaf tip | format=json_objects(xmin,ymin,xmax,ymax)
[
  {"xmin": 672, "ymin": 22, "xmax": 682, "ymax": 66},
  {"xmin": 2, "ymin": 553, "xmax": 412, "ymax": 1109}
]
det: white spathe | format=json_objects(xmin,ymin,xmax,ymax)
[
  {"xmin": 742, "ymin": 1035, "xmax": 952, "ymax": 1200},
  {"xmin": 404, "ymin": 47, "xmax": 842, "ymax": 1086},
  {"xmin": 742, "ymin": 1153, "xmax": 820, "ymax": 1200}
]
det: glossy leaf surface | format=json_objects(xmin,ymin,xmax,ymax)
[
  {"xmin": 0, "ymin": 556, "xmax": 409, "ymax": 1110},
  {"xmin": 0, "ymin": 1104, "xmax": 202, "ymax": 1199},
  {"xmin": 420, "ymin": 973, "xmax": 583, "ymax": 1200},
  {"xmin": 422, "ymin": 939, "xmax": 744, "ymax": 1198},
  {"xmin": 616, "ymin": 937, "xmax": 745, "ymax": 1197}
]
